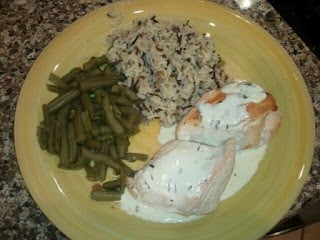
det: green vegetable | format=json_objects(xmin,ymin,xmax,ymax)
[
  {"xmin": 61, "ymin": 67, "xmax": 82, "ymax": 83},
  {"xmin": 81, "ymin": 147, "xmax": 121, "ymax": 171},
  {"xmin": 47, "ymin": 89, "xmax": 80, "ymax": 114},
  {"xmin": 102, "ymin": 179, "xmax": 122, "ymax": 191},
  {"xmin": 37, "ymin": 55, "xmax": 147, "ymax": 202},
  {"xmin": 73, "ymin": 105, "xmax": 87, "ymax": 144},
  {"xmin": 102, "ymin": 93, "xmax": 125, "ymax": 136},
  {"xmin": 58, "ymin": 107, "xmax": 70, "ymax": 169},
  {"xmin": 79, "ymin": 78, "xmax": 119, "ymax": 91},
  {"xmin": 90, "ymin": 189, "xmax": 122, "ymax": 201},
  {"xmin": 123, "ymin": 152, "xmax": 148, "ymax": 162}
]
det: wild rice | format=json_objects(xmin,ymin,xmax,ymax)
[{"xmin": 106, "ymin": 16, "xmax": 231, "ymax": 126}]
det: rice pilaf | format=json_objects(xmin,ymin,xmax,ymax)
[{"xmin": 106, "ymin": 16, "xmax": 231, "ymax": 126}]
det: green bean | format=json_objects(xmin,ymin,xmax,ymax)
[
  {"xmin": 110, "ymin": 84, "xmax": 122, "ymax": 94},
  {"xmin": 74, "ymin": 71, "xmax": 86, "ymax": 82},
  {"xmin": 79, "ymin": 78, "xmax": 119, "ymax": 91},
  {"xmin": 92, "ymin": 110, "xmax": 104, "ymax": 122},
  {"xmin": 58, "ymin": 108, "xmax": 70, "ymax": 169},
  {"xmin": 111, "ymin": 85, "xmax": 139, "ymax": 101},
  {"xmin": 47, "ymin": 89, "xmax": 80, "ymax": 114},
  {"xmin": 90, "ymin": 188, "xmax": 122, "ymax": 201},
  {"xmin": 94, "ymin": 161, "xmax": 107, "ymax": 182},
  {"xmin": 92, "ymin": 167, "xmax": 125, "ymax": 201},
  {"xmin": 67, "ymin": 155, "xmax": 87, "ymax": 170},
  {"xmin": 73, "ymin": 106, "xmax": 87, "ymax": 144},
  {"xmin": 129, "ymin": 108, "xmax": 143, "ymax": 124},
  {"xmin": 80, "ymin": 93, "xmax": 94, "ymax": 118},
  {"xmin": 100, "ymin": 141, "xmax": 110, "ymax": 154},
  {"xmin": 47, "ymin": 117, "xmax": 56, "ymax": 154},
  {"xmin": 42, "ymin": 104, "xmax": 50, "ymax": 127},
  {"xmin": 103, "ymin": 67, "xmax": 116, "ymax": 78},
  {"xmin": 99, "ymin": 125, "xmax": 113, "ymax": 135},
  {"xmin": 103, "ymin": 65, "xmax": 125, "ymax": 82},
  {"xmin": 119, "ymin": 118, "xmax": 134, "ymax": 130},
  {"xmin": 115, "ymin": 136, "xmax": 129, "ymax": 158},
  {"xmin": 90, "ymin": 121, "xmax": 100, "ymax": 137},
  {"xmin": 113, "ymin": 96, "xmax": 133, "ymax": 106},
  {"xmin": 122, "ymin": 87, "xmax": 139, "ymax": 101},
  {"xmin": 99, "ymin": 134, "xmax": 114, "ymax": 143},
  {"xmin": 84, "ymin": 138, "xmax": 101, "ymax": 150},
  {"xmin": 47, "ymin": 84, "xmax": 62, "ymax": 94},
  {"xmin": 67, "ymin": 122, "xmax": 77, "ymax": 163},
  {"xmin": 112, "ymin": 103, "xmax": 122, "ymax": 120},
  {"xmin": 69, "ymin": 108, "xmax": 76, "ymax": 120},
  {"xmin": 49, "ymin": 72, "xmax": 62, "ymax": 86},
  {"xmin": 108, "ymin": 143, "xmax": 119, "ymax": 160},
  {"xmin": 83, "ymin": 57, "xmax": 97, "ymax": 71},
  {"xmin": 68, "ymin": 81, "xmax": 79, "ymax": 90},
  {"xmin": 99, "ymin": 65, "xmax": 111, "ymax": 74},
  {"xmin": 61, "ymin": 67, "xmax": 82, "ymax": 83},
  {"xmin": 95, "ymin": 54, "xmax": 108, "ymax": 66},
  {"xmin": 102, "ymin": 179, "xmax": 122, "ymax": 191},
  {"xmin": 119, "ymin": 167, "xmax": 126, "ymax": 193},
  {"xmin": 123, "ymin": 152, "xmax": 148, "ymax": 162},
  {"xmin": 128, "ymin": 125, "xmax": 141, "ymax": 136},
  {"xmin": 85, "ymin": 76, "xmax": 108, "ymax": 82},
  {"xmin": 81, "ymin": 110, "xmax": 92, "ymax": 132},
  {"xmin": 54, "ymin": 110, "xmax": 64, "ymax": 153},
  {"xmin": 102, "ymin": 94, "xmax": 125, "ymax": 136},
  {"xmin": 94, "ymin": 89, "xmax": 106, "ymax": 104},
  {"xmin": 119, "ymin": 108, "xmax": 142, "ymax": 131},
  {"xmin": 84, "ymin": 68, "xmax": 103, "ymax": 77},
  {"xmin": 121, "ymin": 162, "xmax": 136, "ymax": 177},
  {"xmin": 37, "ymin": 123, "xmax": 47, "ymax": 150},
  {"xmin": 118, "ymin": 106, "xmax": 132, "ymax": 115},
  {"xmin": 81, "ymin": 147, "xmax": 121, "ymax": 171}
]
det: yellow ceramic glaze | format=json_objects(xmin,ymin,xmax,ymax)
[{"xmin": 15, "ymin": 0, "xmax": 315, "ymax": 239}]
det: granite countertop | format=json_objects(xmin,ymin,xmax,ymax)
[{"xmin": 0, "ymin": 0, "xmax": 319, "ymax": 239}]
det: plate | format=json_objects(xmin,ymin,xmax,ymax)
[{"xmin": 15, "ymin": 0, "xmax": 315, "ymax": 239}]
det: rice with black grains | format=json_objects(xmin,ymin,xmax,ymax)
[{"xmin": 106, "ymin": 16, "xmax": 231, "ymax": 127}]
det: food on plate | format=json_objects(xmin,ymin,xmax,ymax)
[
  {"xmin": 106, "ymin": 16, "xmax": 231, "ymax": 126},
  {"xmin": 126, "ymin": 139, "xmax": 235, "ymax": 216},
  {"xmin": 121, "ymin": 81, "xmax": 281, "ymax": 222},
  {"xmin": 37, "ymin": 15, "xmax": 282, "ymax": 222},
  {"xmin": 37, "ymin": 55, "xmax": 148, "ymax": 201},
  {"xmin": 176, "ymin": 81, "xmax": 281, "ymax": 149}
]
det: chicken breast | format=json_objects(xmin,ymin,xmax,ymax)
[
  {"xmin": 126, "ymin": 139, "xmax": 236, "ymax": 216},
  {"xmin": 176, "ymin": 81, "xmax": 281, "ymax": 149}
]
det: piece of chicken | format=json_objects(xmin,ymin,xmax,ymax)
[
  {"xmin": 126, "ymin": 139, "xmax": 236, "ymax": 216},
  {"xmin": 176, "ymin": 81, "xmax": 281, "ymax": 149}
]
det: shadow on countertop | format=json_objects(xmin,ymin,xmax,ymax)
[{"xmin": 269, "ymin": 0, "xmax": 320, "ymax": 59}]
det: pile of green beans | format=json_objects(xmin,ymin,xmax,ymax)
[{"xmin": 37, "ymin": 55, "xmax": 148, "ymax": 201}]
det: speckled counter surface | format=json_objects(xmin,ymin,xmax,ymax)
[{"xmin": 0, "ymin": 0, "xmax": 319, "ymax": 239}]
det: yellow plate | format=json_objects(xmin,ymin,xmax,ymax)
[{"xmin": 15, "ymin": 0, "xmax": 315, "ymax": 239}]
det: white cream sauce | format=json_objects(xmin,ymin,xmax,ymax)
[
  {"xmin": 198, "ymin": 81, "xmax": 266, "ymax": 129},
  {"xmin": 120, "ymin": 188, "xmax": 203, "ymax": 223},
  {"xmin": 120, "ymin": 126, "xmax": 267, "ymax": 223},
  {"xmin": 221, "ymin": 144, "xmax": 266, "ymax": 200}
]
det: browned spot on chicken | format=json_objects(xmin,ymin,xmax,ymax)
[
  {"xmin": 203, "ymin": 90, "xmax": 226, "ymax": 104},
  {"xmin": 181, "ymin": 108, "xmax": 202, "ymax": 125},
  {"xmin": 246, "ymin": 93, "xmax": 278, "ymax": 120}
]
